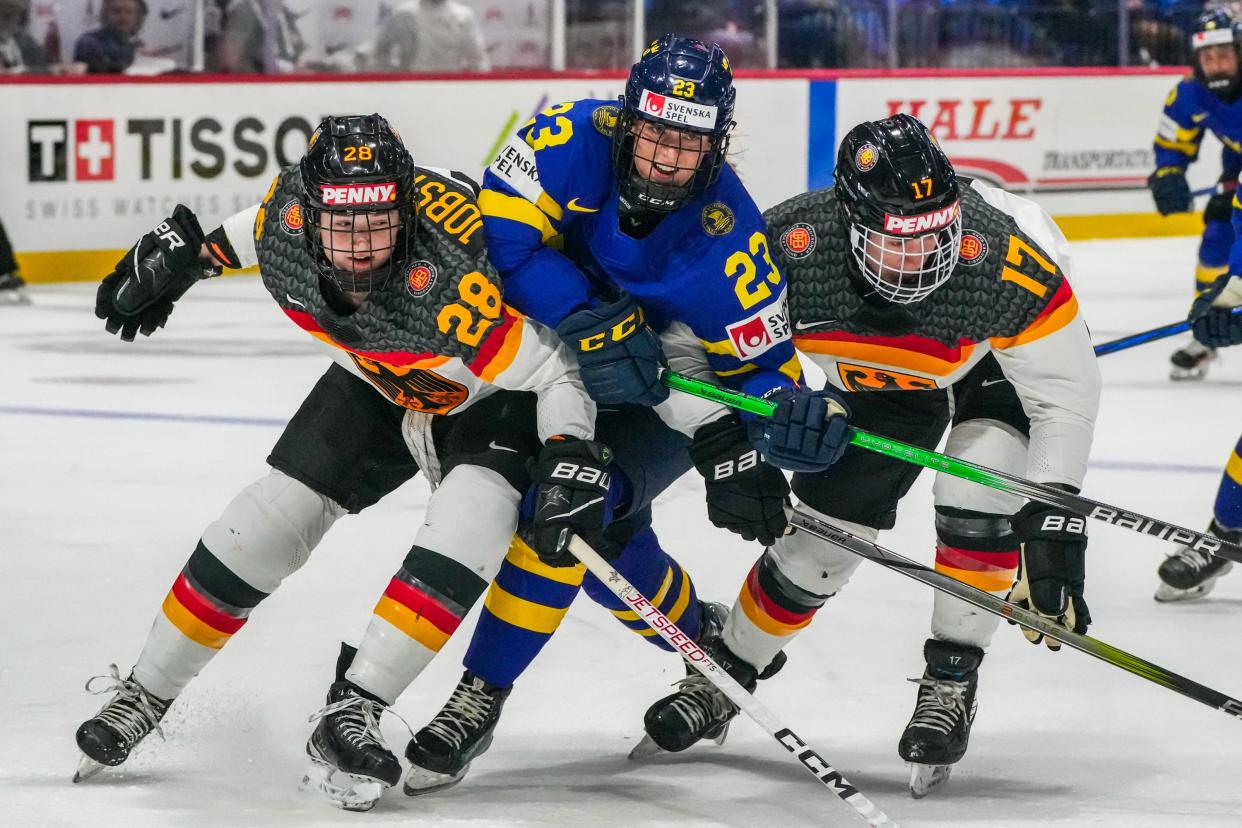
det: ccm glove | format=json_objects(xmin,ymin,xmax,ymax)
[
  {"xmin": 96, "ymin": 205, "xmax": 218, "ymax": 341},
  {"xmin": 1007, "ymin": 495, "xmax": 1091, "ymax": 651},
  {"xmin": 523, "ymin": 437, "xmax": 615, "ymax": 567},
  {"xmin": 690, "ymin": 416, "xmax": 790, "ymax": 547},
  {"xmin": 747, "ymin": 387, "xmax": 851, "ymax": 473},
  {"xmin": 1148, "ymin": 166, "xmax": 1191, "ymax": 216},
  {"xmin": 555, "ymin": 292, "xmax": 669, "ymax": 406},
  {"xmin": 1189, "ymin": 273, "xmax": 1242, "ymax": 349}
]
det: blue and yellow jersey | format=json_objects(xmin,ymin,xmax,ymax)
[
  {"xmin": 479, "ymin": 98, "xmax": 800, "ymax": 403},
  {"xmin": 1154, "ymin": 78, "xmax": 1242, "ymax": 176}
]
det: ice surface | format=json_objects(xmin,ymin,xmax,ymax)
[{"xmin": 2, "ymin": 236, "xmax": 1240, "ymax": 827}]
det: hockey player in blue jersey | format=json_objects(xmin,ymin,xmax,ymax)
[
  {"xmin": 1154, "ymin": 268, "xmax": 1242, "ymax": 599},
  {"xmin": 1150, "ymin": 9, "xmax": 1242, "ymax": 380},
  {"xmin": 338, "ymin": 35, "xmax": 849, "ymax": 796}
]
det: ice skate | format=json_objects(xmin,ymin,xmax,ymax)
[
  {"xmin": 1155, "ymin": 523, "xmax": 1239, "ymax": 602},
  {"xmin": 629, "ymin": 600, "xmax": 735, "ymax": 759},
  {"xmin": 73, "ymin": 665, "xmax": 171, "ymax": 782},
  {"xmin": 1168, "ymin": 340, "xmax": 1217, "ymax": 380},
  {"xmin": 403, "ymin": 671, "xmax": 511, "ymax": 796},
  {"xmin": 302, "ymin": 644, "xmax": 401, "ymax": 812},
  {"xmin": 636, "ymin": 602, "xmax": 787, "ymax": 758},
  {"xmin": 898, "ymin": 639, "xmax": 982, "ymax": 799},
  {"xmin": 0, "ymin": 272, "xmax": 30, "ymax": 305}
]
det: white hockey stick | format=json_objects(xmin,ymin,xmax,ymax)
[{"xmin": 566, "ymin": 535, "xmax": 899, "ymax": 828}]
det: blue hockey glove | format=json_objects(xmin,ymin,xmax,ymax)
[
  {"xmin": 556, "ymin": 292, "xmax": 669, "ymax": 406},
  {"xmin": 1190, "ymin": 274, "xmax": 1242, "ymax": 349},
  {"xmin": 746, "ymin": 387, "xmax": 851, "ymax": 473},
  {"xmin": 1148, "ymin": 166, "xmax": 1190, "ymax": 216}
]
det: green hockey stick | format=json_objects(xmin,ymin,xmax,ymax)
[{"xmin": 661, "ymin": 370, "xmax": 1242, "ymax": 564}]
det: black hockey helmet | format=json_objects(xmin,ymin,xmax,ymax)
[
  {"xmin": 300, "ymin": 114, "xmax": 417, "ymax": 294},
  {"xmin": 611, "ymin": 34, "xmax": 736, "ymax": 212},
  {"xmin": 1191, "ymin": 9, "xmax": 1242, "ymax": 102},
  {"xmin": 834, "ymin": 114, "xmax": 961, "ymax": 304}
]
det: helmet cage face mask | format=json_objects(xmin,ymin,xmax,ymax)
[
  {"xmin": 303, "ymin": 203, "xmax": 415, "ymax": 294},
  {"xmin": 299, "ymin": 115, "xmax": 417, "ymax": 294},
  {"xmin": 611, "ymin": 34, "xmax": 736, "ymax": 212},
  {"xmin": 847, "ymin": 207, "xmax": 962, "ymax": 304},
  {"xmin": 611, "ymin": 110, "xmax": 730, "ymax": 211}
]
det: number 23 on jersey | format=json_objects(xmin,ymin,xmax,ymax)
[{"xmin": 725, "ymin": 230, "xmax": 781, "ymax": 309}]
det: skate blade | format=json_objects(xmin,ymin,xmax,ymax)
[
  {"xmin": 402, "ymin": 761, "xmax": 469, "ymax": 797},
  {"xmin": 628, "ymin": 723, "xmax": 729, "ymax": 761},
  {"xmin": 301, "ymin": 755, "xmax": 386, "ymax": 812},
  {"xmin": 72, "ymin": 755, "xmax": 108, "ymax": 783},
  {"xmin": 908, "ymin": 762, "xmax": 952, "ymax": 799},
  {"xmin": 1154, "ymin": 580, "xmax": 1216, "ymax": 602},
  {"xmin": 628, "ymin": 735, "xmax": 665, "ymax": 761}
]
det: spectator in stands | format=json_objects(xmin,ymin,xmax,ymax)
[
  {"xmin": 0, "ymin": 0, "xmax": 49, "ymax": 73},
  {"xmin": 74, "ymin": 0, "xmax": 147, "ymax": 74},
  {"xmin": 217, "ymin": 0, "xmax": 304, "ymax": 73},
  {"xmin": 374, "ymin": 0, "xmax": 490, "ymax": 72}
]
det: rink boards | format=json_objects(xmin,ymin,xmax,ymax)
[{"xmin": 0, "ymin": 68, "xmax": 1215, "ymax": 283}]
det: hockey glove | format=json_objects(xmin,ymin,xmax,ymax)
[
  {"xmin": 1204, "ymin": 183, "xmax": 1236, "ymax": 224},
  {"xmin": 96, "ymin": 205, "xmax": 218, "ymax": 341},
  {"xmin": 555, "ymin": 292, "xmax": 669, "ymax": 406},
  {"xmin": 1007, "ymin": 495, "xmax": 1090, "ymax": 651},
  {"xmin": 746, "ymin": 387, "xmax": 851, "ymax": 473},
  {"xmin": 1189, "ymin": 273, "xmax": 1242, "ymax": 349},
  {"xmin": 690, "ymin": 416, "xmax": 790, "ymax": 547},
  {"xmin": 1148, "ymin": 166, "xmax": 1190, "ymax": 216},
  {"xmin": 523, "ymin": 437, "xmax": 615, "ymax": 567}
]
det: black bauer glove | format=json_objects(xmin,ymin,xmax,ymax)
[
  {"xmin": 690, "ymin": 416, "xmax": 791, "ymax": 547},
  {"xmin": 1007, "ymin": 496, "xmax": 1091, "ymax": 651},
  {"xmin": 1148, "ymin": 166, "xmax": 1191, "ymax": 216},
  {"xmin": 96, "ymin": 204, "xmax": 218, "ymax": 341},
  {"xmin": 555, "ymin": 292, "xmax": 669, "ymax": 406},
  {"xmin": 523, "ymin": 437, "xmax": 615, "ymax": 567},
  {"xmin": 1189, "ymin": 273, "xmax": 1242, "ymax": 349}
]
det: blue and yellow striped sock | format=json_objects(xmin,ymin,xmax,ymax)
[
  {"xmin": 581, "ymin": 526, "xmax": 701, "ymax": 651},
  {"xmin": 1213, "ymin": 435, "xmax": 1242, "ymax": 532}
]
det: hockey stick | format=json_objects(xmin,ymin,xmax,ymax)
[
  {"xmin": 1093, "ymin": 307, "xmax": 1242, "ymax": 356},
  {"xmin": 660, "ymin": 371, "xmax": 1242, "ymax": 563},
  {"xmin": 788, "ymin": 508, "xmax": 1242, "ymax": 720},
  {"xmin": 565, "ymin": 534, "xmax": 899, "ymax": 828}
]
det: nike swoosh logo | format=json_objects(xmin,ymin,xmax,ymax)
[
  {"xmin": 160, "ymin": 7, "xmax": 183, "ymax": 19},
  {"xmin": 980, "ymin": 378, "xmax": 1009, "ymax": 387},
  {"xmin": 566, "ymin": 198, "xmax": 598, "ymax": 213},
  {"xmin": 794, "ymin": 319, "xmax": 838, "ymax": 331},
  {"xmin": 286, "ymin": 293, "xmax": 307, "ymax": 309},
  {"xmin": 488, "ymin": 441, "xmax": 518, "ymax": 453},
  {"xmin": 1192, "ymin": 113, "xmax": 1209, "ymax": 123}
]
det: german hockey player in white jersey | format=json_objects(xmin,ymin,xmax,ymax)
[
  {"xmin": 639, "ymin": 114, "xmax": 1101, "ymax": 797},
  {"xmin": 75, "ymin": 114, "xmax": 609, "ymax": 808}
]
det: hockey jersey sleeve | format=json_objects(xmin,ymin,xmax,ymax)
[
  {"xmin": 976, "ymin": 185, "xmax": 1100, "ymax": 489},
  {"xmin": 696, "ymin": 215, "xmax": 802, "ymax": 402},
  {"xmin": 460, "ymin": 304, "xmax": 597, "ymax": 441},
  {"xmin": 479, "ymin": 100, "xmax": 607, "ymax": 327},
  {"xmin": 1154, "ymin": 81, "xmax": 1208, "ymax": 170},
  {"xmin": 654, "ymin": 320, "xmax": 733, "ymax": 436}
]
